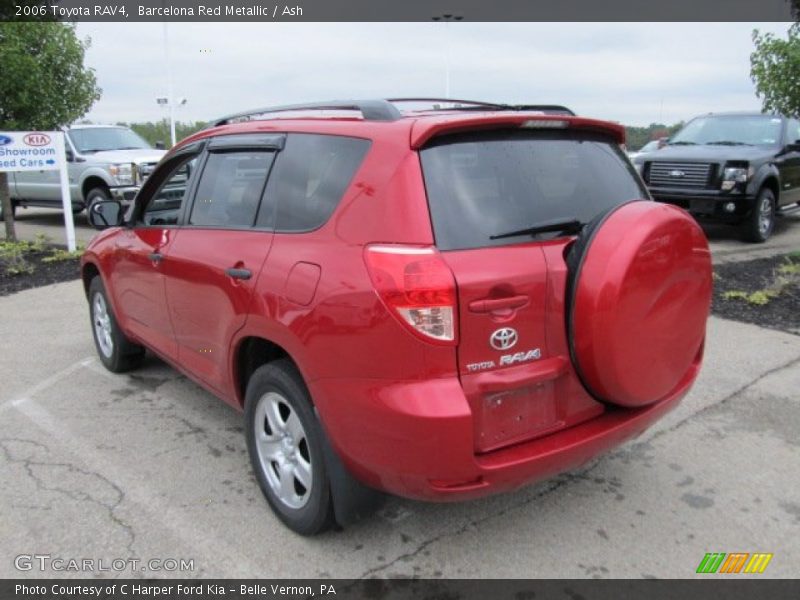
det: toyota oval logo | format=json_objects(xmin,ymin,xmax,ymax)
[{"xmin": 490, "ymin": 327, "xmax": 518, "ymax": 351}]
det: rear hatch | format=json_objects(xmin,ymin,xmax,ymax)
[{"xmin": 419, "ymin": 125, "xmax": 649, "ymax": 453}]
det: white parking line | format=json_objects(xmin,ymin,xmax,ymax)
[{"xmin": 0, "ymin": 357, "xmax": 94, "ymax": 414}]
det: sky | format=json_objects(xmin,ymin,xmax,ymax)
[{"xmin": 74, "ymin": 22, "xmax": 794, "ymax": 128}]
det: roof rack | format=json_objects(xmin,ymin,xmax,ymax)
[
  {"xmin": 386, "ymin": 98, "xmax": 575, "ymax": 116},
  {"xmin": 210, "ymin": 100, "xmax": 402, "ymax": 127},
  {"xmin": 208, "ymin": 98, "xmax": 576, "ymax": 128}
]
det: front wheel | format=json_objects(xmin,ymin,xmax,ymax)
[
  {"xmin": 742, "ymin": 188, "xmax": 776, "ymax": 243},
  {"xmin": 244, "ymin": 360, "xmax": 335, "ymax": 535},
  {"xmin": 88, "ymin": 276, "xmax": 145, "ymax": 372}
]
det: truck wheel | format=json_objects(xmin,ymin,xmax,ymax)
[
  {"xmin": 85, "ymin": 187, "xmax": 111, "ymax": 215},
  {"xmin": 88, "ymin": 276, "xmax": 145, "ymax": 373},
  {"xmin": 566, "ymin": 201, "xmax": 712, "ymax": 408},
  {"xmin": 0, "ymin": 201, "xmax": 16, "ymax": 221},
  {"xmin": 244, "ymin": 360, "xmax": 336, "ymax": 536},
  {"xmin": 742, "ymin": 188, "xmax": 776, "ymax": 243}
]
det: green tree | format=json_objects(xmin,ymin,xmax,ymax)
[
  {"xmin": 750, "ymin": 24, "xmax": 800, "ymax": 118},
  {"xmin": 0, "ymin": 22, "xmax": 101, "ymax": 240}
]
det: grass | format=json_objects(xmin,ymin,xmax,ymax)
[
  {"xmin": 1, "ymin": 235, "xmax": 83, "ymax": 276},
  {"xmin": 721, "ymin": 251, "xmax": 800, "ymax": 307}
]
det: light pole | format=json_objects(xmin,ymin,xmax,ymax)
[
  {"xmin": 432, "ymin": 14, "xmax": 463, "ymax": 98},
  {"xmin": 162, "ymin": 21, "xmax": 177, "ymax": 146}
]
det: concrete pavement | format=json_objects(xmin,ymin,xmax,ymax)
[{"xmin": 0, "ymin": 280, "xmax": 798, "ymax": 578}]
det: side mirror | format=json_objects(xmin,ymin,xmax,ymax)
[
  {"xmin": 787, "ymin": 140, "xmax": 800, "ymax": 153},
  {"xmin": 88, "ymin": 200, "xmax": 124, "ymax": 230},
  {"xmin": 155, "ymin": 141, "xmax": 166, "ymax": 150},
  {"xmin": 65, "ymin": 148, "xmax": 74, "ymax": 162}
]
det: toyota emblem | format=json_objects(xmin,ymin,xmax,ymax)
[{"xmin": 490, "ymin": 327, "xmax": 518, "ymax": 351}]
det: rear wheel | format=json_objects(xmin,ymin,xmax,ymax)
[
  {"xmin": 89, "ymin": 276, "xmax": 145, "ymax": 372},
  {"xmin": 742, "ymin": 188, "xmax": 776, "ymax": 243},
  {"xmin": 244, "ymin": 360, "xmax": 335, "ymax": 536}
]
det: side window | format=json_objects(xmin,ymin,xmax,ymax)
[
  {"xmin": 141, "ymin": 155, "xmax": 198, "ymax": 226},
  {"xmin": 788, "ymin": 119, "xmax": 800, "ymax": 145},
  {"xmin": 257, "ymin": 133, "xmax": 370, "ymax": 232},
  {"xmin": 190, "ymin": 151, "xmax": 273, "ymax": 228}
]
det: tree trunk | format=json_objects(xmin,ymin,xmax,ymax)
[{"xmin": 0, "ymin": 171, "xmax": 17, "ymax": 242}]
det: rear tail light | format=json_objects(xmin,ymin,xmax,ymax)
[{"xmin": 364, "ymin": 245, "xmax": 457, "ymax": 344}]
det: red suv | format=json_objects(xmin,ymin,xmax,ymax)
[{"xmin": 82, "ymin": 99, "xmax": 713, "ymax": 535}]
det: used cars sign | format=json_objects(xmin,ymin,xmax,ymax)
[{"xmin": 0, "ymin": 130, "xmax": 63, "ymax": 172}]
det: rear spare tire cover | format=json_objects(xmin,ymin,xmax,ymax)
[{"xmin": 567, "ymin": 200, "xmax": 712, "ymax": 408}]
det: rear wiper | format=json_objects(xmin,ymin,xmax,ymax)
[
  {"xmin": 668, "ymin": 141, "xmax": 696, "ymax": 146},
  {"xmin": 490, "ymin": 217, "xmax": 584, "ymax": 240},
  {"xmin": 707, "ymin": 140, "xmax": 751, "ymax": 146}
]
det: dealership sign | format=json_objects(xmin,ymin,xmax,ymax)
[
  {"xmin": 0, "ymin": 130, "xmax": 76, "ymax": 251},
  {"xmin": 0, "ymin": 131, "xmax": 63, "ymax": 172}
]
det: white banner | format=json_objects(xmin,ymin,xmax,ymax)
[{"xmin": 0, "ymin": 131, "xmax": 64, "ymax": 172}]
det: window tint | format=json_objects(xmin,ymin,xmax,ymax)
[
  {"xmin": 257, "ymin": 133, "xmax": 370, "ymax": 231},
  {"xmin": 190, "ymin": 151, "xmax": 273, "ymax": 228},
  {"xmin": 420, "ymin": 130, "xmax": 647, "ymax": 251},
  {"xmin": 787, "ymin": 119, "xmax": 800, "ymax": 144},
  {"xmin": 141, "ymin": 156, "xmax": 198, "ymax": 226}
]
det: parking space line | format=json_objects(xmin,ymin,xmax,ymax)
[{"xmin": 0, "ymin": 357, "xmax": 94, "ymax": 414}]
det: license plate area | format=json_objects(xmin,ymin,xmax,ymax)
[{"xmin": 477, "ymin": 381, "xmax": 561, "ymax": 453}]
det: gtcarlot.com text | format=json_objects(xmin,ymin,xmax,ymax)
[{"xmin": 14, "ymin": 554, "xmax": 194, "ymax": 573}]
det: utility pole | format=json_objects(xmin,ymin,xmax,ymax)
[{"xmin": 432, "ymin": 14, "xmax": 463, "ymax": 99}]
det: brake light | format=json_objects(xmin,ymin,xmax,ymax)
[{"xmin": 364, "ymin": 245, "xmax": 457, "ymax": 344}]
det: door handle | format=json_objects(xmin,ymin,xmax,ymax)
[
  {"xmin": 469, "ymin": 295, "xmax": 529, "ymax": 313},
  {"xmin": 225, "ymin": 267, "xmax": 252, "ymax": 280},
  {"xmin": 148, "ymin": 252, "xmax": 163, "ymax": 263}
]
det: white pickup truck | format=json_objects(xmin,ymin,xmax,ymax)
[{"xmin": 1, "ymin": 124, "xmax": 166, "ymax": 221}]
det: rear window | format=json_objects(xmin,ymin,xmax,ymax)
[{"xmin": 420, "ymin": 130, "xmax": 647, "ymax": 250}]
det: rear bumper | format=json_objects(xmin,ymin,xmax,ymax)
[{"xmin": 308, "ymin": 359, "xmax": 700, "ymax": 502}]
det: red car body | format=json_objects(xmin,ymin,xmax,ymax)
[{"xmin": 81, "ymin": 104, "xmax": 712, "ymax": 504}]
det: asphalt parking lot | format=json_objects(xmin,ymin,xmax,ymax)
[{"xmin": 1, "ymin": 209, "xmax": 799, "ymax": 579}]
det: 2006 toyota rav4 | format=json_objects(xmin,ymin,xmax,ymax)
[{"xmin": 81, "ymin": 98, "xmax": 713, "ymax": 535}]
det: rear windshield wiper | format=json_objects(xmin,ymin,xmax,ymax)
[
  {"xmin": 490, "ymin": 217, "xmax": 584, "ymax": 240},
  {"xmin": 706, "ymin": 140, "xmax": 752, "ymax": 146},
  {"xmin": 668, "ymin": 141, "xmax": 696, "ymax": 146}
]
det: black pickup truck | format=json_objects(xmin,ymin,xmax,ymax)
[{"xmin": 633, "ymin": 112, "xmax": 800, "ymax": 242}]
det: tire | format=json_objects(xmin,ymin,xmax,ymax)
[
  {"xmin": 742, "ymin": 188, "xmax": 776, "ymax": 243},
  {"xmin": 85, "ymin": 187, "xmax": 111, "ymax": 215},
  {"xmin": 244, "ymin": 360, "xmax": 335, "ymax": 536},
  {"xmin": 0, "ymin": 200, "xmax": 16, "ymax": 221},
  {"xmin": 88, "ymin": 276, "xmax": 145, "ymax": 373},
  {"xmin": 565, "ymin": 201, "xmax": 712, "ymax": 407}
]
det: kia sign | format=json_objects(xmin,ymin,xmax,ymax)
[
  {"xmin": 0, "ymin": 131, "xmax": 62, "ymax": 172},
  {"xmin": 0, "ymin": 130, "xmax": 76, "ymax": 251}
]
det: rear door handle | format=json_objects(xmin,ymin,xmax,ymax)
[
  {"xmin": 225, "ymin": 267, "xmax": 252, "ymax": 280},
  {"xmin": 469, "ymin": 295, "xmax": 529, "ymax": 313},
  {"xmin": 148, "ymin": 252, "xmax": 163, "ymax": 263}
]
